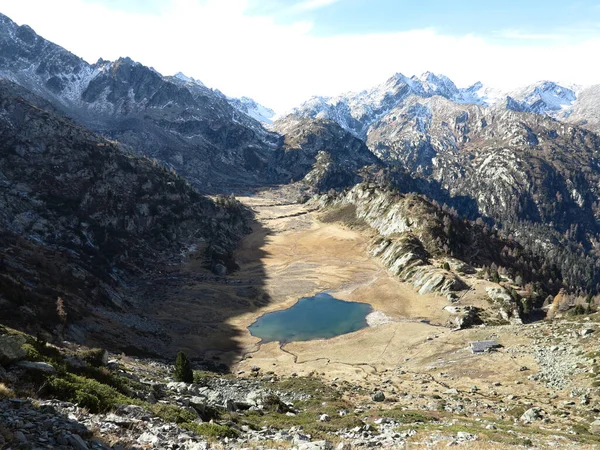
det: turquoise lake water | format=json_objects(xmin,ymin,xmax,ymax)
[{"xmin": 248, "ymin": 293, "xmax": 373, "ymax": 343}]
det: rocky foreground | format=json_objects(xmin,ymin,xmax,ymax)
[{"xmin": 3, "ymin": 315, "xmax": 600, "ymax": 449}]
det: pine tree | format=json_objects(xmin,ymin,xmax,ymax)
[{"xmin": 174, "ymin": 351, "xmax": 193, "ymax": 383}]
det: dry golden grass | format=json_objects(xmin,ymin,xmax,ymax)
[{"xmin": 0, "ymin": 382, "xmax": 15, "ymax": 399}]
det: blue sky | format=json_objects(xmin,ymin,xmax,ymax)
[
  {"xmin": 246, "ymin": 0, "xmax": 600, "ymax": 41},
  {"xmin": 1, "ymin": 0, "xmax": 600, "ymax": 111}
]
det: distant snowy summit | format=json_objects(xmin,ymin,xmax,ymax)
[
  {"xmin": 169, "ymin": 72, "xmax": 275, "ymax": 124},
  {"xmin": 227, "ymin": 96, "xmax": 275, "ymax": 124},
  {"xmin": 289, "ymin": 71, "xmax": 585, "ymax": 137},
  {"xmin": 173, "ymin": 71, "xmax": 205, "ymax": 87}
]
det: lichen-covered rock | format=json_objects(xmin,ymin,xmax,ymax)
[
  {"xmin": 486, "ymin": 287, "xmax": 522, "ymax": 324},
  {"xmin": 0, "ymin": 334, "xmax": 27, "ymax": 365}
]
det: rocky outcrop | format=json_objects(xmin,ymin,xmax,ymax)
[
  {"xmin": 270, "ymin": 116, "xmax": 380, "ymax": 191},
  {"xmin": 313, "ymin": 185, "xmax": 468, "ymax": 296},
  {"xmin": 443, "ymin": 305, "xmax": 479, "ymax": 329},
  {"xmin": 0, "ymin": 334, "xmax": 27, "ymax": 365},
  {"xmin": 486, "ymin": 287, "xmax": 523, "ymax": 325},
  {"xmin": 370, "ymin": 236, "xmax": 466, "ymax": 295}
]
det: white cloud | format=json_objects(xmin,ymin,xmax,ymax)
[
  {"xmin": 290, "ymin": 0, "xmax": 341, "ymax": 12},
  {"xmin": 501, "ymin": 30, "xmax": 563, "ymax": 40},
  {"xmin": 1, "ymin": 0, "xmax": 599, "ymax": 113}
]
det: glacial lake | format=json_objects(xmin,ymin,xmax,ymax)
[{"xmin": 248, "ymin": 293, "xmax": 373, "ymax": 343}]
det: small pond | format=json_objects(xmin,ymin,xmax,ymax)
[{"xmin": 248, "ymin": 292, "xmax": 373, "ymax": 343}]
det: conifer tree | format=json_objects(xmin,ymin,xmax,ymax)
[{"xmin": 174, "ymin": 351, "xmax": 193, "ymax": 383}]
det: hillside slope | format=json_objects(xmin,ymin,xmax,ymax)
[{"xmin": 0, "ymin": 79, "xmax": 248, "ymax": 343}]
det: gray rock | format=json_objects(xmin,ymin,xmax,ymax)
[
  {"xmin": 444, "ymin": 305, "xmax": 478, "ymax": 329},
  {"xmin": 137, "ymin": 432, "xmax": 161, "ymax": 445},
  {"xmin": 457, "ymin": 431, "xmax": 477, "ymax": 441},
  {"xmin": 372, "ymin": 391, "xmax": 385, "ymax": 402},
  {"xmin": 520, "ymin": 407, "xmax": 543, "ymax": 423},
  {"xmin": 0, "ymin": 364, "xmax": 6, "ymax": 380},
  {"xmin": 319, "ymin": 413, "xmax": 331, "ymax": 422},
  {"xmin": 15, "ymin": 361, "xmax": 57, "ymax": 374},
  {"xmin": 213, "ymin": 263, "xmax": 227, "ymax": 276},
  {"xmin": 486, "ymin": 287, "xmax": 522, "ymax": 324},
  {"xmin": 0, "ymin": 334, "xmax": 27, "ymax": 365},
  {"xmin": 68, "ymin": 434, "xmax": 89, "ymax": 450},
  {"xmin": 107, "ymin": 359, "xmax": 120, "ymax": 369},
  {"xmin": 298, "ymin": 440, "xmax": 332, "ymax": 450},
  {"xmin": 65, "ymin": 356, "xmax": 87, "ymax": 369},
  {"xmin": 246, "ymin": 389, "xmax": 265, "ymax": 407},
  {"xmin": 589, "ymin": 419, "xmax": 600, "ymax": 435},
  {"xmin": 293, "ymin": 432, "xmax": 312, "ymax": 444},
  {"xmin": 14, "ymin": 430, "xmax": 27, "ymax": 442}
]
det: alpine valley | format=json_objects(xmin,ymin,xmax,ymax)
[{"xmin": 3, "ymin": 11, "xmax": 600, "ymax": 450}]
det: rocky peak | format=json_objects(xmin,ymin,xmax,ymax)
[
  {"xmin": 227, "ymin": 95, "xmax": 275, "ymax": 124},
  {"xmin": 172, "ymin": 71, "xmax": 205, "ymax": 86},
  {"xmin": 506, "ymin": 81, "xmax": 577, "ymax": 115}
]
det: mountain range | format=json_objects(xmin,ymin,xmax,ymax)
[
  {"xmin": 4, "ymin": 11, "xmax": 600, "ymax": 448},
  {"xmin": 2, "ymin": 9, "xmax": 600, "ymax": 337}
]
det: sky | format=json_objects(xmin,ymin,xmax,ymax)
[{"xmin": 1, "ymin": 0, "xmax": 600, "ymax": 112}]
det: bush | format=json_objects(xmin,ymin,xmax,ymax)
[
  {"xmin": 46, "ymin": 374, "xmax": 139, "ymax": 413},
  {"xmin": 152, "ymin": 404, "xmax": 197, "ymax": 423},
  {"xmin": 193, "ymin": 370, "xmax": 211, "ymax": 386},
  {"xmin": 174, "ymin": 351, "xmax": 193, "ymax": 383},
  {"xmin": 181, "ymin": 422, "xmax": 239, "ymax": 439},
  {"xmin": 22, "ymin": 343, "xmax": 42, "ymax": 361},
  {"xmin": 79, "ymin": 348, "xmax": 107, "ymax": 367}
]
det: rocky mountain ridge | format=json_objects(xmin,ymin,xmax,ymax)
[
  {"xmin": 0, "ymin": 12, "xmax": 378, "ymax": 195},
  {"xmin": 291, "ymin": 73, "xmax": 590, "ymax": 138},
  {"xmin": 0, "ymin": 79, "xmax": 248, "ymax": 344}
]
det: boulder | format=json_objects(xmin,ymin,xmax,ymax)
[
  {"xmin": 520, "ymin": 407, "xmax": 543, "ymax": 423},
  {"xmin": 15, "ymin": 361, "xmax": 57, "ymax": 374},
  {"xmin": 213, "ymin": 263, "xmax": 227, "ymax": 277},
  {"xmin": 0, "ymin": 334, "xmax": 27, "ymax": 365},
  {"xmin": 589, "ymin": 419, "xmax": 600, "ymax": 435},
  {"xmin": 298, "ymin": 441, "xmax": 332, "ymax": 450},
  {"xmin": 486, "ymin": 287, "xmax": 522, "ymax": 324},
  {"xmin": 67, "ymin": 434, "xmax": 89, "ymax": 450},
  {"xmin": 246, "ymin": 389, "xmax": 265, "ymax": 407},
  {"xmin": 65, "ymin": 356, "xmax": 87, "ymax": 370},
  {"xmin": 137, "ymin": 432, "xmax": 160, "ymax": 446},
  {"xmin": 372, "ymin": 391, "xmax": 385, "ymax": 402},
  {"xmin": 444, "ymin": 305, "xmax": 478, "ymax": 329}
]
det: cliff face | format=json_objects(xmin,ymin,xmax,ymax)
[
  {"xmin": 0, "ymin": 80, "xmax": 248, "ymax": 339},
  {"xmin": 313, "ymin": 183, "xmax": 558, "ymax": 323},
  {"xmin": 314, "ymin": 185, "xmax": 467, "ymax": 295}
]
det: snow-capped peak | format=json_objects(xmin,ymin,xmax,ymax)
[
  {"xmin": 173, "ymin": 72, "xmax": 205, "ymax": 87},
  {"xmin": 227, "ymin": 96, "xmax": 275, "ymax": 124},
  {"xmin": 507, "ymin": 80, "xmax": 577, "ymax": 115},
  {"xmin": 457, "ymin": 82, "xmax": 504, "ymax": 106}
]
